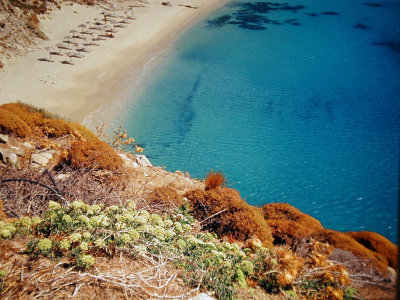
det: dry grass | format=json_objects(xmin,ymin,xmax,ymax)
[
  {"xmin": 0, "ymin": 238, "xmax": 196, "ymax": 299},
  {"xmin": 0, "ymin": 166, "xmax": 143, "ymax": 217},
  {"xmin": 185, "ymin": 187, "xmax": 274, "ymax": 249},
  {"xmin": 204, "ymin": 170, "xmax": 225, "ymax": 190}
]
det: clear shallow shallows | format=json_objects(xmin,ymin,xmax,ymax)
[{"xmin": 114, "ymin": 0, "xmax": 400, "ymax": 243}]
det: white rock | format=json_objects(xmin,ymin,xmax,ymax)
[
  {"xmin": 31, "ymin": 162, "xmax": 42, "ymax": 169},
  {"xmin": 31, "ymin": 152, "xmax": 53, "ymax": 166},
  {"xmin": 189, "ymin": 293, "xmax": 215, "ymax": 300},
  {"xmin": 136, "ymin": 154, "xmax": 152, "ymax": 167},
  {"xmin": 55, "ymin": 173, "xmax": 70, "ymax": 180},
  {"xmin": 22, "ymin": 142, "xmax": 35, "ymax": 149},
  {"xmin": 9, "ymin": 152, "xmax": 18, "ymax": 166},
  {"xmin": 0, "ymin": 134, "xmax": 9, "ymax": 144},
  {"xmin": 9, "ymin": 146, "xmax": 24, "ymax": 156},
  {"xmin": 387, "ymin": 267, "xmax": 396, "ymax": 283}
]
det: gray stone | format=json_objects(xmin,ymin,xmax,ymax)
[
  {"xmin": 136, "ymin": 154, "xmax": 152, "ymax": 167},
  {"xmin": 31, "ymin": 152, "xmax": 53, "ymax": 166},
  {"xmin": 31, "ymin": 162, "xmax": 42, "ymax": 169},
  {"xmin": 9, "ymin": 145, "xmax": 24, "ymax": 156},
  {"xmin": 189, "ymin": 293, "xmax": 215, "ymax": 300},
  {"xmin": 55, "ymin": 173, "xmax": 70, "ymax": 181},
  {"xmin": 387, "ymin": 267, "xmax": 396, "ymax": 283},
  {"xmin": 22, "ymin": 142, "xmax": 35, "ymax": 149},
  {"xmin": 118, "ymin": 153, "xmax": 135, "ymax": 168},
  {"xmin": 0, "ymin": 134, "xmax": 9, "ymax": 144},
  {"xmin": 9, "ymin": 153, "xmax": 18, "ymax": 167}
]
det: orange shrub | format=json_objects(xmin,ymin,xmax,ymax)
[
  {"xmin": 311, "ymin": 229, "xmax": 390, "ymax": 274},
  {"xmin": 261, "ymin": 203, "xmax": 324, "ymax": 245},
  {"xmin": 185, "ymin": 187, "xmax": 274, "ymax": 248},
  {"xmin": 346, "ymin": 231, "xmax": 398, "ymax": 269},
  {"xmin": 205, "ymin": 170, "xmax": 225, "ymax": 190},
  {"xmin": 0, "ymin": 102, "xmax": 47, "ymax": 128},
  {"xmin": 67, "ymin": 140, "xmax": 123, "ymax": 171},
  {"xmin": 0, "ymin": 199, "xmax": 8, "ymax": 220},
  {"xmin": 145, "ymin": 186, "xmax": 184, "ymax": 213},
  {"xmin": 0, "ymin": 108, "xmax": 31, "ymax": 137},
  {"xmin": 0, "ymin": 103, "xmax": 98, "ymax": 140}
]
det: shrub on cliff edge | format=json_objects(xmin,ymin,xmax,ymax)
[
  {"xmin": 145, "ymin": 186, "xmax": 184, "ymax": 213},
  {"xmin": 0, "ymin": 108, "xmax": 31, "ymax": 138},
  {"xmin": 261, "ymin": 203, "xmax": 324, "ymax": 245},
  {"xmin": 185, "ymin": 187, "xmax": 274, "ymax": 249},
  {"xmin": 66, "ymin": 140, "xmax": 123, "ymax": 171},
  {"xmin": 0, "ymin": 103, "xmax": 97, "ymax": 140},
  {"xmin": 205, "ymin": 170, "xmax": 225, "ymax": 190}
]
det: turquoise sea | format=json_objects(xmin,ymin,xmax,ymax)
[{"xmin": 113, "ymin": 0, "xmax": 400, "ymax": 243}]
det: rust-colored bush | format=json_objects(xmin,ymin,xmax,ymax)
[
  {"xmin": 261, "ymin": 203, "xmax": 324, "ymax": 245},
  {"xmin": 0, "ymin": 199, "xmax": 8, "ymax": 220},
  {"xmin": 311, "ymin": 229, "xmax": 390, "ymax": 274},
  {"xmin": 185, "ymin": 187, "xmax": 274, "ymax": 248},
  {"xmin": 1, "ymin": 102, "xmax": 48, "ymax": 128},
  {"xmin": 346, "ymin": 231, "xmax": 398, "ymax": 269},
  {"xmin": 0, "ymin": 108, "xmax": 31, "ymax": 137},
  {"xmin": 204, "ymin": 170, "xmax": 225, "ymax": 190},
  {"xmin": 0, "ymin": 103, "xmax": 97, "ymax": 140},
  {"xmin": 266, "ymin": 219, "xmax": 322, "ymax": 245},
  {"xmin": 145, "ymin": 186, "xmax": 184, "ymax": 213},
  {"xmin": 67, "ymin": 140, "xmax": 123, "ymax": 171}
]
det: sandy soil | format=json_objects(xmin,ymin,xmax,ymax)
[{"xmin": 0, "ymin": 0, "xmax": 227, "ymax": 126}]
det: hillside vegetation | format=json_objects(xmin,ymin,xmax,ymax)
[{"xmin": 0, "ymin": 103, "xmax": 397, "ymax": 299}]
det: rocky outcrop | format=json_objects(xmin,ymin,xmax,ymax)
[{"xmin": 0, "ymin": 0, "xmax": 47, "ymax": 65}]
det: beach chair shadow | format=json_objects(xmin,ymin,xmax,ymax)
[
  {"xmin": 38, "ymin": 58, "xmax": 54, "ymax": 62},
  {"xmin": 61, "ymin": 60, "xmax": 74, "ymax": 65}
]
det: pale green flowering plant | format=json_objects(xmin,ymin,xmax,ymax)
[{"xmin": 1, "ymin": 200, "xmax": 281, "ymax": 299}]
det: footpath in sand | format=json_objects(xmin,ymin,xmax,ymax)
[{"xmin": 0, "ymin": 0, "xmax": 227, "ymax": 125}]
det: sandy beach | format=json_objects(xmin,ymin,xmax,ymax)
[{"xmin": 0, "ymin": 0, "xmax": 227, "ymax": 126}]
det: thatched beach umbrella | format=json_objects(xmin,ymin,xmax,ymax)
[
  {"xmin": 70, "ymin": 29, "xmax": 78, "ymax": 41},
  {"xmin": 44, "ymin": 46, "xmax": 54, "ymax": 60},
  {"xmin": 78, "ymin": 23, "xmax": 87, "ymax": 34},
  {"xmin": 65, "ymin": 52, "xmax": 74, "ymax": 64},
  {"xmin": 56, "ymin": 43, "xmax": 66, "ymax": 54},
  {"xmin": 63, "ymin": 35, "xmax": 72, "ymax": 46}
]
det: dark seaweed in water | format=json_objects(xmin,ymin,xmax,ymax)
[
  {"xmin": 207, "ymin": 1, "xmax": 306, "ymax": 30},
  {"xmin": 207, "ymin": 15, "xmax": 232, "ymax": 28},
  {"xmin": 373, "ymin": 41, "xmax": 400, "ymax": 53},
  {"xmin": 364, "ymin": 2, "xmax": 384, "ymax": 7},
  {"xmin": 353, "ymin": 23, "xmax": 371, "ymax": 30},
  {"xmin": 322, "ymin": 11, "xmax": 340, "ymax": 15}
]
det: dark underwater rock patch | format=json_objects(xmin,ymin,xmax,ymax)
[
  {"xmin": 207, "ymin": 1, "xmax": 306, "ymax": 30},
  {"xmin": 353, "ymin": 23, "xmax": 371, "ymax": 30},
  {"xmin": 207, "ymin": 15, "xmax": 232, "ymax": 28},
  {"xmin": 373, "ymin": 40, "xmax": 400, "ymax": 53},
  {"xmin": 304, "ymin": 12, "xmax": 318, "ymax": 17},
  {"xmin": 322, "ymin": 11, "xmax": 339, "ymax": 15},
  {"xmin": 364, "ymin": 2, "xmax": 384, "ymax": 7}
]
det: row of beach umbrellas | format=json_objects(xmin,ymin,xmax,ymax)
[{"xmin": 42, "ymin": 6, "xmax": 137, "ymax": 65}]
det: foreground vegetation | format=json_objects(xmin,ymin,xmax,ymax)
[
  {"xmin": 0, "ymin": 198, "xmax": 356, "ymax": 299},
  {"xmin": 0, "ymin": 103, "xmax": 397, "ymax": 299}
]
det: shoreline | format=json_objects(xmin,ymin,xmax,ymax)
[{"xmin": 0, "ymin": 0, "xmax": 228, "ymax": 126}]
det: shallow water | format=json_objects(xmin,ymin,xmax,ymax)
[{"xmin": 114, "ymin": 0, "xmax": 400, "ymax": 243}]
